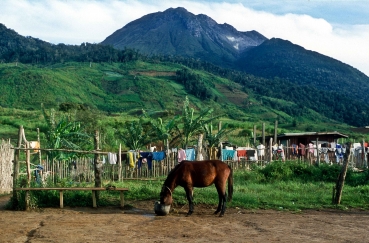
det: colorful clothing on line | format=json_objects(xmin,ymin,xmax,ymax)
[
  {"xmin": 178, "ymin": 149, "xmax": 186, "ymax": 162},
  {"xmin": 185, "ymin": 148, "xmax": 196, "ymax": 161},
  {"xmin": 222, "ymin": 149, "xmax": 235, "ymax": 161},
  {"xmin": 128, "ymin": 152, "xmax": 135, "ymax": 168},
  {"xmin": 138, "ymin": 152, "xmax": 153, "ymax": 170},
  {"xmin": 237, "ymin": 150, "xmax": 247, "ymax": 161},
  {"xmin": 108, "ymin": 152, "xmax": 117, "ymax": 165},
  {"xmin": 152, "ymin": 151, "xmax": 166, "ymax": 161}
]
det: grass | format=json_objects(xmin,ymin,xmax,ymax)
[{"xmin": 9, "ymin": 162, "xmax": 369, "ymax": 211}]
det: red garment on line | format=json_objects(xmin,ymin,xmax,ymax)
[{"xmin": 237, "ymin": 150, "xmax": 247, "ymax": 161}]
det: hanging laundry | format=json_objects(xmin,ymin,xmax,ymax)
[
  {"xmin": 178, "ymin": 148, "xmax": 186, "ymax": 162},
  {"xmin": 335, "ymin": 144, "xmax": 344, "ymax": 163},
  {"xmin": 221, "ymin": 149, "xmax": 235, "ymax": 161},
  {"xmin": 128, "ymin": 152, "xmax": 135, "ymax": 168},
  {"xmin": 139, "ymin": 152, "xmax": 153, "ymax": 169},
  {"xmin": 299, "ymin": 143, "xmax": 306, "ymax": 156},
  {"xmin": 247, "ymin": 150, "xmax": 256, "ymax": 161},
  {"xmin": 185, "ymin": 148, "xmax": 196, "ymax": 161},
  {"xmin": 291, "ymin": 144, "xmax": 298, "ymax": 156},
  {"xmin": 29, "ymin": 141, "xmax": 40, "ymax": 153},
  {"xmin": 152, "ymin": 151, "xmax": 166, "ymax": 161},
  {"xmin": 257, "ymin": 144, "xmax": 265, "ymax": 157},
  {"xmin": 108, "ymin": 152, "xmax": 117, "ymax": 165},
  {"xmin": 237, "ymin": 150, "xmax": 247, "ymax": 161}
]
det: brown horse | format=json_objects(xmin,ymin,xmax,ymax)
[{"xmin": 159, "ymin": 160, "xmax": 233, "ymax": 217}]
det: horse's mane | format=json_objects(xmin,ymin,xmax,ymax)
[{"xmin": 163, "ymin": 162, "xmax": 183, "ymax": 186}]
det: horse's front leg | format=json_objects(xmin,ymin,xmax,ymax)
[{"xmin": 185, "ymin": 187, "xmax": 194, "ymax": 216}]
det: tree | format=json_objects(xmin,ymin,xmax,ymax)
[
  {"xmin": 175, "ymin": 96, "xmax": 222, "ymax": 148},
  {"xmin": 204, "ymin": 123, "xmax": 233, "ymax": 148},
  {"xmin": 149, "ymin": 116, "xmax": 179, "ymax": 150},
  {"xmin": 117, "ymin": 117, "xmax": 151, "ymax": 150},
  {"xmin": 42, "ymin": 105, "xmax": 91, "ymax": 161}
]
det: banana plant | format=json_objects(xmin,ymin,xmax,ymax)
[
  {"xmin": 204, "ymin": 123, "xmax": 233, "ymax": 148},
  {"xmin": 175, "ymin": 96, "xmax": 222, "ymax": 149},
  {"xmin": 118, "ymin": 117, "xmax": 151, "ymax": 150},
  {"xmin": 42, "ymin": 106, "xmax": 91, "ymax": 161}
]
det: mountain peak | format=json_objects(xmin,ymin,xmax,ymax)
[{"xmin": 101, "ymin": 8, "xmax": 267, "ymax": 67}]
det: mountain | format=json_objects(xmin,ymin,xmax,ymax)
[
  {"xmin": 1, "ymin": 10, "xmax": 369, "ymax": 129},
  {"xmin": 101, "ymin": 7, "xmax": 369, "ymax": 103},
  {"xmin": 101, "ymin": 7, "xmax": 267, "ymax": 68},
  {"xmin": 236, "ymin": 38, "xmax": 369, "ymax": 100}
]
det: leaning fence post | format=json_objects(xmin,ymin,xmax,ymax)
[{"xmin": 333, "ymin": 142, "xmax": 351, "ymax": 205}]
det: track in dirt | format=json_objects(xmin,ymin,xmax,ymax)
[{"xmin": 1, "ymin": 195, "xmax": 369, "ymax": 243}]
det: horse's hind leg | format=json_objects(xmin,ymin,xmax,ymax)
[
  {"xmin": 215, "ymin": 183, "xmax": 227, "ymax": 217},
  {"xmin": 214, "ymin": 192, "xmax": 222, "ymax": 215},
  {"xmin": 185, "ymin": 187, "xmax": 194, "ymax": 216},
  {"xmin": 219, "ymin": 192, "xmax": 227, "ymax": 217}
]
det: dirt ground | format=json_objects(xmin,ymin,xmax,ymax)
[{"xmin": 1, "ymin": 194, "xmax": 369, "ymax": 243}]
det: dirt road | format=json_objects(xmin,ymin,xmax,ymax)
[{"xmin": 1, "ymin": 195, "xmax": 369, "ymax": 243}]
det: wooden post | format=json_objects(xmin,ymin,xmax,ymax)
[
  {"xmin": 196, "ymin": 134, "xmax": 203, "ymax": 160},
  {"xmin": 26, "ymin": 141, "xmax": 31, "ymax": 186},
  {"xmin": 262, "ymin": 123, "xmax": 265, "ymax": 146},
  {"xmin": 316, "ymin": 138, "xmax": 320, "ymax": 165},
  {"xmin": 269, "ymin": 138, "xmax": 273, "ymax": 162},
  {"xmin": 363, "ymin": 139, "xmax": 367, "ymax": 168},
  {"xmin": 333, "ymin": 142, "xmax": 351, "ymax": 205},
  {"xmin": 120, "ymin": 191, "xmax": 125, "ymax": 208},
  {"xmin": 118, "ymin": 144, "xmax": 122, "ymax": 181},
  {"xmin": 93, "ymin": 130, "xmax": 102, "ymax": 204},
  {"xmin": 60, "ymin": 190, "xmax": 64, "ymax": 208},
  {"xmin": 274, "ymin": 120, "xmax": 278, "ymax": 144},
  {"xmin": 12, "ymin": 126, "xmax": 23, "ymax": 209}
]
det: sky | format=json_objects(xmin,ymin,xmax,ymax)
[{"xmin": 1, "ymin": 0, "xmax": 368, "ymax": 76}]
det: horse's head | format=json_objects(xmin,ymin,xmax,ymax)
[{"xmin": 159, "ymin": 185, "xmax": 173, "ymax": 206}]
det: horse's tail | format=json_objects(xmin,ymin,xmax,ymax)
[{"xmin": 227, "ymin": 165, "xmax": 233, "ymax": 202}]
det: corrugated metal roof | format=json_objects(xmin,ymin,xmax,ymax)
[{"xmin": 278, "ymin": 131, "xmax": 348, "ymax": 138}]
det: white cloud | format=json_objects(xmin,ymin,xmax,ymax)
[{"xmin": 0, "ymin": 0, "xmax": 368, "ymax": 76}]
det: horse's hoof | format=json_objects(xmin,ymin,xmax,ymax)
[
  {"xmin": 214, "ymin": 211, "xmax": 219, "ymax": 215},
  {"xmin": 186, "ymin": 211, "xmax": 193, "ymax": 217},
  {"xmin": 219, "ymin": 214, "xmax": 224, "ymax": 217}
]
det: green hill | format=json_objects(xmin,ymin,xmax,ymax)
[{"xmin": 0, "ymin": 60, "xmax": 359, "ymax": 144}]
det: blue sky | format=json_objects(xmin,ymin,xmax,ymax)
[{"xmin": 1, "ymin": 0, "xmax": 368, "ymax": 76}]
